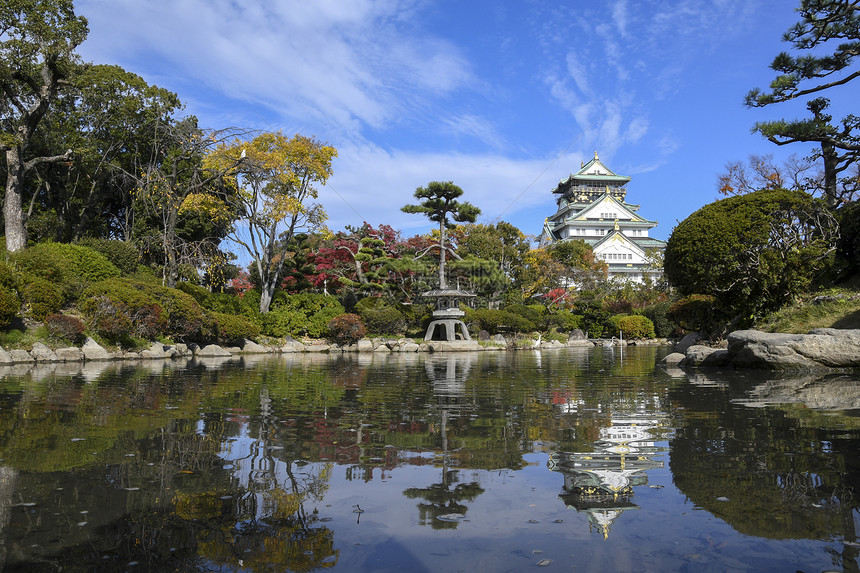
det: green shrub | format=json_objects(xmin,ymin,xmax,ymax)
[
  {"xmin": 12, "ymin": 242, "xmax": 120, "ymax": 303},
  {"xmin": 0, "ymin": 286, "xmax": 20, "ymax": 329},
  {"xmin": 545, "ymin": 310, "xmax": 582, "ymax": 332},
  {"xmin": 613, "ymin": 314, "xmax": 656, "ymax": 339},
  {"xmin": 82, "ymin": 280, "xmax": 167, "ymax": 342},
  {"xmin": 505, "ymin": 303, "xmax": 546, "ymax": 329},
  {"xmin": 355, "ymin": 299, "xmax": 405, "ymax": 335},
  {"xmin": 467, "ymin": 308, "xmax": 535, "ymax": 333},
  {"xmin": 328, "ymin": 313, "xmax": 366, "ymax": 345},
  {"xmin": 637, "ymin": 301, "xmax": 674, "ymax": 338},
  {"xmin": 45, "ymin": 314, "xmax": 85, "ymax": 344},
  {"xmin": 176, "ymin": 281, "xmax": 211, "ymax": 305},
  {"xmin": 668, "ymin": 294, "xmax": 731, "ymax": 336},
  {"xmin": 76, "ymin": 238, "xmax": 140, "ymax": 275},
  {"xmin": 21, "ymin": 275, "xmax": 63, "ymax": 320},
  {"xmin": 262, "ymin": 292, "xmax": 345, "ymax": 338},
  {"xmin": 353, "ymin": 297, "xmax": 406, "ymax": 335},
  {"xmin": 0, "ymin": 260, "xmax": 21, "ymax": 291},
  {"xmin": 209, "ymin": 311, "xmax": 261, "ymax": 346},
  {"xmin": 665, "ymin": 189, "xmax": 835, "ymax": 320},
  {"xmin": 150, "ymin": 286, "xmax": 206, "ymax": 341}
]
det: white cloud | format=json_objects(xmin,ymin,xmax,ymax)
[
  {"xmin": 76, "ymin": 0, "xmax": 474, "ymax": 136},
  {"xmin": 321, "ymin": 143, "xmax": 582, "ymax": 236}
]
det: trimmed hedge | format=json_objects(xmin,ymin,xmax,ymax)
[
  {"xmin": 209, "ymin": 311, "xmax": 261, "ymax": 346},
  {"xmin": 609, "ymin": 314, "xmax": 656, "ymax": 339},
  {"xmin": 21, "ymin": 275, "xmax": 63, "ymax": 320},
  {"xmin": 82, "ymin": 278, "xmax": 206, "ymax": 342},
  {"xmin": 76, "ymin": 238, "xmax": 139, "ymax": 275},
  {"xmin": 354, "ymin": 297, "xmax": 406, "ymax": 335},
  {"xmin": 12, "ymin": 242, "xmax": 120, "ymax": 303},
  {"xmin": 467, "ymin": 308, "xmax": 535, "ymax": 334},
  {"xmin": 261, "ymin": 292, "xmax": 345, "ymax": 338}
]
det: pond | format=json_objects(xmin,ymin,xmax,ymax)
[{"xmin": 0, "ymin": 347, "xmax": 858, "ymax": 572}]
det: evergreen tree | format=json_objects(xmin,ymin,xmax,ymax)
[
  {"xmin": 746, "ymin": 0, "xmax": 860, "ymax": 206},
  {"xmin": 401, "ymin": 181, "xmax": 480, "ymax": 290}
]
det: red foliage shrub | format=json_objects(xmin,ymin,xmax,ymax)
[
  {"xmin": 45, "ymin": 314, "xmax": 85, "ymax": 343},
  {"xmin": 327, "ymin": 313, "xmax": 366, "ymax": 346}
]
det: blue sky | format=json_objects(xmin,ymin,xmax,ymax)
[{"xmin": 75, "ymin": 0, "xmax": 859, "ymax": 245}]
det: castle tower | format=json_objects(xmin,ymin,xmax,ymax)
[{"xmin": 538, "ymin": 152, "xmax": 666, "ymax": 283}]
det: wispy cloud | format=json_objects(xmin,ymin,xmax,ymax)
[{"xmin": 77, "ymin": 0, "xmax": 474, "ymax": 138}]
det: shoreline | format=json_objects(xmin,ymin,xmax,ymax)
[{"xmin": 0, "ymin": 335, "xmax": 673, "ymax": 367}]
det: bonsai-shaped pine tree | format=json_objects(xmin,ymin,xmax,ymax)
[{"xmin": 401, "ymin": 181, "xmax": 480, "ymax": 290}]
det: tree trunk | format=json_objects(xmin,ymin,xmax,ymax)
[
  {"xmin": 821, "ymin": 140, "xmax": 839, "ymax": 208},
  {"xmin": 4, "ymin": 149, "xmax": 28, "ymax": 253},
  {"xmin": 438, "ymin": 222, "xmax": 448, "ymax": 290},
  {"xmin": 163, "ymin": 206, "xmax": 179, "ymax": 287}
]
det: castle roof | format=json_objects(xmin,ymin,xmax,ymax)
[{"xmin": 553, "ymin": 151, "xmax": 631, "ymax": 193}]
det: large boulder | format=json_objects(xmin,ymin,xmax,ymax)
[
  {"xmin": 727, "ymin": 329, "xmax": 860, "ymax": 370},
  {"xmin": 681, "ymin": 345, "xmax": 730, "ymax": 368},
  {"xmin": 197, "ymin": 344, "xmax": 232, "ymax": 357},
  {"xmin": 82, "ymin": 337, "xmax": 112, "ymax": 361},
  {"xmin": 674, "ymin": 332, "xmax": 702, "ymax": 354},
  {"xmin": 30, "ymin": 342, "xmax": 59, "ymax": 362}
]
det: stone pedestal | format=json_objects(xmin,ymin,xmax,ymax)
[{"xmin": 423, "ymin": 307, "xmax": 472, "ymax": 341}]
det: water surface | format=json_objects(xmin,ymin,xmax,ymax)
[{"xmin": 0, "ymin": 347, "xmax": 858, "ymax": 572}]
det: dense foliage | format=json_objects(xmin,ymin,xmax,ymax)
[{"xmin": 665, "ymin": 188, "xmax": 838, "ymax": 323}]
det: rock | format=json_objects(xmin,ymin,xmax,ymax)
[
  {"xmin": 304, "ymin": 344, "xmax": 330, "ymax": 353},
  {"xmin": 674, "ymin": 332, "xmax": 702, "ymax": 354},
  {"xmin": 241, "ymin": 340, "xmax": 268, "ymax": 354},
  {"xmin": 197, "ymin": 344, "xmax": 232, "ymax": 357},
  {"xmin": 661, "ymin": 352, "xmax": 686, "ymax": 367},
  {"xmin": 82, "ymin": 337, "xmax": 111, "ymax": 361},
  {"xmin": 0, "ymin": 346, "xmax": 12, "ymax": 365},
  {"xmin": 491, "ymin": 334, "xmax": 507, "ymax": 347},
  {"xmin": 400, "ymin": 342, "xmax": 420, "ymax": 352},
  {"xmin": 568, "ymin": 329, "xmax": 586, "ymax": 340},
  {"xmin": 10, "ymin": 349, "xmax": 34, "ymax": 363},
  {"xmin": 140, "ymin": 342, "xmax": 168, "ymax": 359},
  {"xmin": 728, "ymin": 329, "xmax": 860, "ymax": 369},
  {"xmin": 280, "ymin": 340, "xmax": 305, "ymax": 353},
  {"xmin": 30, "ymin": 342, "xmax": 59, "ymax": 362},
  {"xmin": 55, "ymin": 347, "xmax": 83, "ymax": 362},
  {"xmin": 682, "ymin": 345, "xmax": 730, "ymax": 367},
  {"xmin": 477, "ymin": 330, "xmax": 490, "ymax": 341},
  {"xmin": 356, "ymin": 339, "xmax": 374, "ymax": 352}
]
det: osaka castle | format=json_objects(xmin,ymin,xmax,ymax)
[{"xmin": 538, "ymin": 152, "xmax": 666, "ymax": 283}]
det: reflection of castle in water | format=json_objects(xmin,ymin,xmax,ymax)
[{"xmin": 548, "ymin": 412, "xmax": 667, "ymax": 539}]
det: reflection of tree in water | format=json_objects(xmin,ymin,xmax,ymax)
[
  {"xmin": 223, "ymin": 386, "xmax": 338, "ymax": 570},
  {"xmin": 403, "ymin": 356, "xmax": 485, "ymax": 529},
  {"xmin": 404, "ymin": 469, "xmax": 484, "ymax": 529},
  {"xmin": 669, "ymin": 375, "xmax": 860, "ymax": 570}
]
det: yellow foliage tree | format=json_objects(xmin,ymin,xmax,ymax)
[{"xmin": 209, "ymin": 132, "xmax": 337, "ymax": 313}]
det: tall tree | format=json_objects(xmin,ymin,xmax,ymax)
[
  {"xmin": 210, "ymin": 132, "xmax": 336, "ymax": 313},
  {"xmin": 23, "ymin": 64, "xmax": 182, "ymax": 242},
  {"xmin": 0, "ymin": 0, "xmax": 88, "ymax": 252},
  {"xmin": 457, "ymin": 221, "xmax": 530, "ymax": 281},
  {"xmin": 746, "ymin": 0, "xmax": 860, "ymax": 206},
  {"xmin": 401, "ymin": 181, "xmax": 480, "ymax": 290},
  {"xmin": 135, "ymin": 117, "xmax": 245, "ymax": 287}
]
